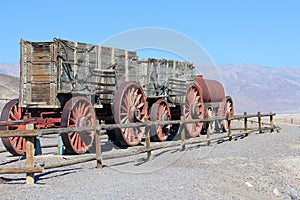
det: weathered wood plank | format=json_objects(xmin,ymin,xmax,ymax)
[
  {"xmin": 270, "ymin": 111, "xmax": 274, "ymax": 132},
  {"xmin": 0, "ymin": 167, "xmax": 44, "ymax": 174},
  {"xmin": 31, "ymin": 76, "xmax": 51, "ymax": 82},
  {"xmin": 26, "ymin": 124, "xmax": 35, "ymax": 184},
  {"xmin": 258, "ymin": 111, "xmax": 263, "ymax": 133},
  {"xmin": 180, "ymin": 116, "xmax": 186, "ymax": 151},
  {"xmin": 44, "ymin": 156, "xmax": 95, "ymax": 169},
  {"xmin": 95, "ymin": 121, "xmax": 102, "ymax": 169},
  {"xmin": 0, "ymin": 130, "xmax": 39, "ymax": 137}
]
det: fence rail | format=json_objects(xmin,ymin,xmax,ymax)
[{"xmin": 0, "ymin": 111, "xmax": 279, "ymax": 184}]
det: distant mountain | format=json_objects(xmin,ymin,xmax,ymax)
[
  {"xmin": 0, "ymin": 73, "xmax": 19, "ymax": 111},
  {"xmin": 0, "ymin": 63, "xmax": 20, "ymax": 110},
  {"xmin": 216, "ymin": 64, "xmax": 300, "ymax": 114},
  {"xmin": 0, "ymin": 63, "xmax": 299, "ymax": 115},
  {"xmin": 0, "ymin": 63, "xmax": 19, "ymax": 77}
]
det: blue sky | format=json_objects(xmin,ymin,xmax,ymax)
[{"xmin": 1, "ymin": 0, "xmax": 299, "ymax": 67}]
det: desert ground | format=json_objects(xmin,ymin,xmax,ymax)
[{"xmin": 0, "ymin": 115, "xmax": 299, "ymax": 200}]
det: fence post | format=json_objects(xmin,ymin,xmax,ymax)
[
  {"xmin": 57, "ymin": 134, "xmax": 64, "ymax": 155},
  {"xmin": 244, "ymin": 112, "xmax": 248, "ymax": 136},
  {"xmin": 258, "ymin": 111, "xmax": 262, "ymax": 133},
  {"xmin": 227, "ymin": 114, "xmax": 232, "ymax": 141},
  {"xmin": 95, "ymin": 121, "xmax": 102, "ymax": 169},
  {"xmin": 145, "ymin": 124, "xmax": 152, "ymax": 161},
  {"xmin": 180, "ymin": 116, "xmax": 186, "ymax": 151},
  {"xmin": 206, "ymin": 113, "xmax": 211, "ymax": 146},
  {"xmin": 270, "ymin": 111, "xmax": 274, "ymax": 133},
  {"xmin": 25, "ymin": 124, "xmax": 35, "ymax": 184}
]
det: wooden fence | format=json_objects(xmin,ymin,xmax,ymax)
[
  {"xmin": 0, "ymin": 112, "xmax": 279, "ymax": 184},
  {"xmin": 0, "ymin": 124, "xmax": 43, "ymax": 184}
]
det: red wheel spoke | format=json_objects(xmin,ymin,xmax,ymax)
[
  {"xmin": 78, "ymin": 140, "xmax": 82, "ymax": 151},
  {"xmin": 126, "ymin": 90, "xmax": 132, "ymax": 106},
  {"xmin": 134, "ymin": 94, "xmax": 142, "ymax": 106},
  {"xmin": 122, "ymin": 94, "xmax": 129, "ymax": 108},
  {"xmin": 69, "ymin": 118, "xmax": 76, "ymax": 125},
  {"xmin": 70, "ymin": 132, "xmax": 77, "ymax": 146},
  {"xmin": 61, "ymin": 97, "xmax": 96, "ymax": 154},
  {"xmin": 77, "ymin": 136, "xmax": 82, "ymax": 150},
  {"xmin": 130, "ymin": 87, "xmax": 135, "ymax": 96},
  {"xmin": 121, "ymin": 104, "xmax": 129, "ymax": 112},
  {"xmin": 75, "ymin": 134, "xmax": 81, "ymax": 149},
  {"xmin": 123, "ymin": 128, "xmax": 128, "ymax": 138},
  {"xmin": 84, "ymin": 114, "xmax": 92, "ymax": 121},
  {"xmin": 184, "ymin": 85, "xmax": 204, "ymax": 137},
  {"xmin": 74, "ymin": 102, "xmax": 83, "ymax": 119},
  {"xmin": 79, "ymin": 102, "xmax": 85, "ymax": 113},
  {"xmin": 135, "ymin": 126, "xmax": 142, "ymax": 135},
  {"xmin": 131, "ymin": 88, "xmax": 136, "ymax": 103},
  {"xmin": 21, "ymin": 137, "xmax": 26, "ymax": 151},
  {"xmin": 187, "ymin": 91, "xmax": 193, "ymax": 101},
  {"xmin": 10, "ymin": 112, "xmax": 19, "ymax": 121},
  {"xmin": 72, "ymin": 109, "xmax": 78, "ymax": 120},
  {"xmin": 150, "ymin": 99, "xmax": 170, "ymax": 142},
  {"xmin": 121, "ymin": 116, "xmax": 128, "ymax": 124},
  {"xmin": 74, "ymin": 134, "xmax": 81, "ymax": 150},
  {"xmin": 185, "ymin": 112, "xmax": 190, "ymax": 119},
  {"xmin": 0, "ymin": 99, "xmax": 28, "ymax": 156},
  {"xmin": 12, "ymin": 105, "xmax": 20, "ymax": 119},
  {"xmin": 120, "ymin": 112, "xmax": 127, "ymax": 116},
  {"xmin": 113, "ymin": 82, "xmax": 147, "ymax": 146},
  {"xmin": 16, "ymin": 106, "xmax": 22, "ymax": 119},
  {"xmin": 195, "ymin": 96, "xmax": 200, "ymax": 103},
  {"xmin": 76, "ymin": 102, "xmax": 82, "ymax": 112},
  {"xmin": 70, "ymin": 132, "xmax": 78, "ymax": 146},
  {"xmin": 81, "ymin": 103, "xmax": 90, "ymax": 117},
  {"xmin": 69, "ymin": 132, "xmax": 75, "ymax": 143},
  {"xmin": 74, "ymin": 104, "xmax": 81, "ymax": 118},
  {"xmin": 73, "ymin": 134, "xmax": 79, "ymax": 149},
  {"xmin": 128, "ymin": 128, "xmax": 136, "ymax": 142},
  {"xmin": 15, "ymin": 137, "xmax": 22, "ymax": 150},
  {"xmin": 10, "ymin": 137, "xmax": 18, "ymax": 145},
  {"xmin": 133, "ymin": 88, "xmax": 138, "ymax": 97},
  {"xmin": 74, "ymin": 134, "xmax": 80, "ymax": 148}
]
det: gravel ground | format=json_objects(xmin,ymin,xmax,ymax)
[{"xmin": 0, "ymin": 123, "xmax": 299, "ymax": 200}]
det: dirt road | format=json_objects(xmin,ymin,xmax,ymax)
[{"xmin": 0, "ymin": 124, "xmax": 299, "ymax": 199}]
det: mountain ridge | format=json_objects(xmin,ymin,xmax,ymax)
[
  {"xmin": 0, "ymin": 63, "xmax": 299, "ymax": 114},
  {"xmin": 216, "ymin": 64, "xmax": 300, "ymax": 114}
]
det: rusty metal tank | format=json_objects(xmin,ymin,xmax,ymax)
[{"xmin": 195, "ymin": 75, "xmax": 225, "ymax": 103}]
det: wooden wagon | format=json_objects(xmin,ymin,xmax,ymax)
[{"xmin": 1, "ymin": 38, "xmax": 216, "ymax": 155}]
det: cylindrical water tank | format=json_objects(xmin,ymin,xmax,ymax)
[{"xmin": 195, "ymin": 75, "xmax": 225, "ymax": 103}]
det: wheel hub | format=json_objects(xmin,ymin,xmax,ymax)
[
  {"xmin": 162, "ymin": 113, "xmax": 169, "ymax": 121},
  {"xmin": 191, "ymin": 104, "xmax": 200, "ymax": 119},
  {"xmin": 129, "ymin": 106, "xmax": 141, "ymax": 122},
  {"xmin": 77, "ymin": 116, "xmax": 90, "ymax": 127}
]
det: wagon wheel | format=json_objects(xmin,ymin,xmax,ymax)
[
  {"xmin": 150, "ymin": 99, "xmax": 171, "ymax": 142},
  {"xmin": 113, "ymin": 82, "xmax": 148, "ymax": 146},
  {"xmin": 221, "ymin": 96, "xmax": 234, "ymax": 132},
  {"xmin": 61, "ymin": 96, "xmax": 96, "ymax": 154},
  {"xmin": 0, "ymin": 99, "xmax": 27, "ymax": 156},
  {"xmin": 184, "ymin": 84, "xmax": 204, "ymax": 137}
]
